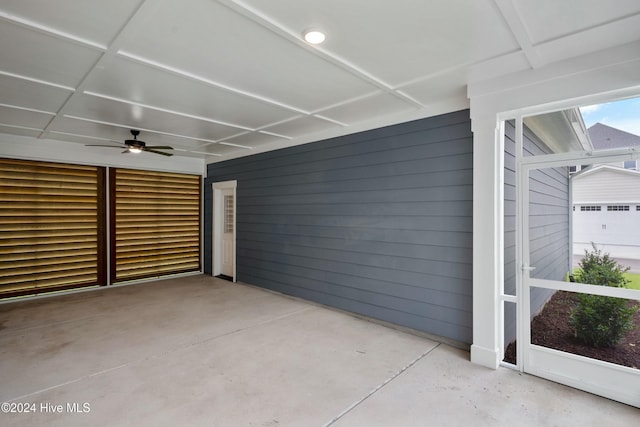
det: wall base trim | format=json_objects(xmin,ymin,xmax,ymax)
[{"xmin": 471, "ymin": 344, "xmax": 500, "ymax": 369}]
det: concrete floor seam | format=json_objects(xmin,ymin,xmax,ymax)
[
  {"xmin": 322, "ymin": 342, "xmax": 442, "ymax": 427},
  {"xmin": 155, "ymin": 306, "xmax": 314, "ymax": 356},
  {"xmin": 8, "ymin": 362, "xmax": 130, "ymax": 402},
  {"xmin": 4, "ymin": 306, "xmax": 316, "ymax": 403},
  {"xmin": 0, "ymin": 314, "xmax": 106, "ymax": 336}
]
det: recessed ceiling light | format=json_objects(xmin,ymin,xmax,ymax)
[{"xmin": 303, "ymin": 29, "xmax": 325, "ymax": 44}]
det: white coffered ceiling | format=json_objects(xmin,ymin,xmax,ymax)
[{"xmin": 1, "ymin": 0, "xmax": 639, "ymax": 163}]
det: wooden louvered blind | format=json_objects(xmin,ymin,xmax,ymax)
[
  {"xmin": 112, "ymin": 168, "xmax": 201, "ymax": 282},
  {"xmin": 0, "ymin": 158, "xmax": 105, "ymax": 298}
]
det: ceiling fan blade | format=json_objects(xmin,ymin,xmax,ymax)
[
  {"xmin": 86, "ymin": 131, "xmax": 174, "ymax": 156},
  {"xmin": 146, "ymin": 149, "xmax": 174, "ymax": 156}
]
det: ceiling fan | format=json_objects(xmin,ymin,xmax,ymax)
[{"xmin": 86, "ymin": 130, "xmax": 174, "ymax": 156}]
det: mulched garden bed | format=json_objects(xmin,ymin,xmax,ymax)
[{"xmin": 504, "ymin": 291, "xmax": 640, "ymax": 369}]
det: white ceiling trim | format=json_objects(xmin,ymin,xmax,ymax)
[
  {"xmin": 217, "ymin": 0, "xmax": 424, "ymax": 109},
  {"xmin": 174, "ymin": 148, "xmax": 222, "ymax": 157},
  {"xmin": 256, "ymin": 130, "xmax": 292, "ymax": 140},
  {"xmin": 62, "ymin": 115, "xmax": 251, "ymax": 150},
  {"xmin": 209, "ymin": 138, "xmax": 256, "ymax": 149},
  {"xmin": 0, "ymin": 123, "xmax": 42, "ymax": 132},
  {"xmin": 492, "ymin": 0, "xmax": 541, "ymax": 69},
  {"xmin": 249, "ymin": 115, "xmax": 303, "ymax": 134},
  {"xmin": 532, "ymin": 13, "xmax": 640, "ymax": 67},
  {"xmin": 466, "ymin": 50, "xmax": 531, "ymax": 85},
  {"xmin": 468, "ymin": 40, "xmax": 640, "ymax": 99},
  {"xmin": 307, "ymin": 91, "xmax": 384, "ymax": 117},
  {"xmin": 0, "ymin": 103, "xmax": 55, "ymax": 117},
  {"xmin": 115, "ymin": 50, "xmax": 351, "ymax": 133},
  {"xmin": 48, "ymin": 130, "xmax": 120, "ymax": 143},
  {"xmin": 248, "ymin": 114, "xmax": 344, "ymax": 137},
  {"xmin": 311, "ymin": 115, "xmax": 348, "ymax": 127},
  {"xmin": 116, "ymin": 50, "xmax": 311, "ymax": 115},
  {"xmin": 395, "ymin": 64, "xmax": 470, "ymax": 92},
  {"xmin": 0, "ymin": 10, "xmax": 106, "ymax": 51},
  {"xmin": 533, "ymin": 10, "xmax": 640, "ymax": 46},
  {"xmin": 40, "ymin": 0, "xmax": 154, "ymax": 138},
  {"xmin": 217, "ymin": 129, "xmax": 294, "ymax": 147},
  {"xmin": 0, "ymin": 70, "xmax": 75, "ymax": 92},
  {"xmin": 394, "ymin": 90, "xmax": 434, "ymax": 108},
  {"xmin": 215, "ymin": 131, "xmax": 251, "ymax": 145},
  {"xmin": 83, "ymin": 91, "xmax": 255, "ymax": 132}
]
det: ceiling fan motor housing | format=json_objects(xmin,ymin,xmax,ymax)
[
  {"xmin": 125, "ymin": 139, "xmax": 145, "ymax": 148},
  {"xmin": 125, "ymin": 130, "xmax": 145, "ymax": 148}
]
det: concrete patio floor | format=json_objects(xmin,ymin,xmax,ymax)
[{"xmin": 0, "ymin": 275, "xmax": 637, "ymax": 426}]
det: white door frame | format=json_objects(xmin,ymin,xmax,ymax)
[
  {"xmin": 518, "ymin": 148, "xmax": 640, "ymax": 407},
  {"xmin": 212, "ymin": 180, "xmax": 237, "ymax": 282}
]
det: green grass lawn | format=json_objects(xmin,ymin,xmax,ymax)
[
  {"xmin": 570, "ymin": 270, "xmax": 640, "ymax": 290},
  {"xmin": 625, "ymin": 272, "xmax": 640, "ymax": 290}
]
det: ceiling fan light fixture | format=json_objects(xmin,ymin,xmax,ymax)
[
  {"xmin": 129, "ymin": 147, "xmax": 142, "ymax": 153},
  {"xmin": 303, "ymin": 29, "xmax": 325, "ymax": 44}
]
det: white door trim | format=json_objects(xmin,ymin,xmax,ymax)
[{"xmin": 212, "ymin": 180, "xmax": 237, "ymax": 282}]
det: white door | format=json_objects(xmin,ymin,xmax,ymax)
[
  {"xmin": 212, "ymin": 181, "xmax": 236, "ymax": 281},
  {"xmin": 221, "ymin": 189, "xmax": 234, "ymax": 278},
  {"xmin": 519, "ymin": 157, "xmax": 640, "ymax": 407}
]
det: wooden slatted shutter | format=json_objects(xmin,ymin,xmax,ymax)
[
  {"xmin": 0, "ymin": 158, "xmax": 106, "ymax": 298},
  {"xmin": 111, "ymin": 168, "xmax": 201, "ymax": 282}
]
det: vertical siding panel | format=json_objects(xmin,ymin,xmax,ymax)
[{"xmin": 206, "ymin": 110, "xmax": 473, "ymax": 344}]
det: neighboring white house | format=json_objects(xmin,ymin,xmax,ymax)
[{"xmin": 572, "ymin": 123, "xmax": 640, "ymax": 259}]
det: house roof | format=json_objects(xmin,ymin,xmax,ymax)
[
  {"xmin": 572, "ymin": 164, "xmax": 640, "ymax": 180},
  {"xmin": 524, "ymin": 108, "xmax": 593, "ymax": 153},
  {"xmin": 588, "ymin": 123, "xmax": 640, "ymax": 150}
]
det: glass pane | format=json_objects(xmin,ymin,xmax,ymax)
[
  {"xmin": 224, "ymin": 195, "xmax": 234, "ymax": 233},
  {"xmin": 530, "ymin": 289, "xmax": 639, "ymax": 369},
  {"xmin": 504, "ymin": 121, "xmax": 516, "ymax": 296},
  {"xmin": 503, "ymin": 301, "xmax": 517, "ymax": 365}
]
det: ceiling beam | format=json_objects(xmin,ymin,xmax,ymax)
[{"xmin": 492, "ymin": 0, "xmax": 543, "ymax": 69}]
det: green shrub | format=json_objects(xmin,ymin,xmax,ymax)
[{"xmin": 569, "ymin": 245, "xmax": 638, "ymax": 347}]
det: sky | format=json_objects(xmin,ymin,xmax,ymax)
[{"xmin": 579, "ymin": 96, "xmax": 640, "ymax": 136}]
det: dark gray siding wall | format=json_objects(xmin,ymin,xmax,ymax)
[
  {"xmin": 503, "ymin": 120, "xmax": 571, "ymax": 346},
  {"xmin": 205, "ymin": 110, "xmax": 473, "ymax": 344}
]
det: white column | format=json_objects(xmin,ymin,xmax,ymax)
[{"xmin": 470, "ymin": 113, "xmax": 502, "ymax": 369}]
